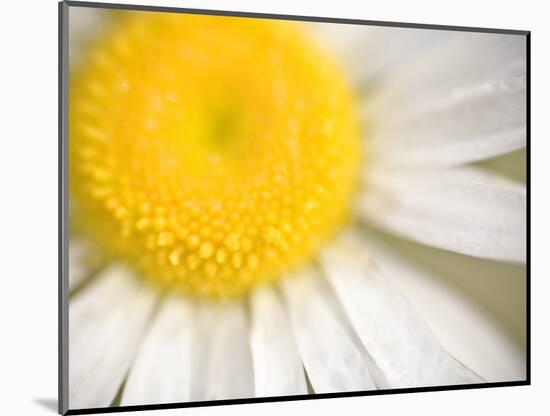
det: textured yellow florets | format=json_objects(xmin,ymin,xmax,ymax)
[{"xmin": 70, "ymin": 12, "xmax": 361, "ymax": 298}]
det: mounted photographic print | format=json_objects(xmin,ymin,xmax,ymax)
[{"xmin": 59, "ymin": 1, "xmax": 529, "ymax": 414}]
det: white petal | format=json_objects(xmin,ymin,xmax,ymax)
[
  {"xmin": 313, "ymin": 24, "xmax": 454, "ymax": 87},
  {"xmin": 250, "ymin": 285, "xmax": 307, "ymax": 397},
  {"xmin": 360, "ymin": 236, "xmax": 526, "ymax": 382},
  {"xmin": 191, "ymin": 301, "xmax": 255, "ymax": 401},
  {"xmin": 121, "ymin": 296, "xmax": 194, "ymax": 406},
  {"xmin": 68, "ymin": 6, "xmax": 108, "ymax": 69},
  {"xmin": 309, "ymin": 22, "xmax": 370, "ymax": 54},
  {"xmin": 69, "ymin": 265, "xmax": 158, "ymax": 409},
  {"xmin": 68, "ymin": 238, "xmax": 104, "ymax": 290},
  {"xmin": 360, "ymin": 166, "xmax": 526, "ymax": 263},
  {"xmin": 320, "ymin": 233, "xmax": 482, "ymax": 388},
  {"xmin": 309, "ymin": 23, "xmax": 379, "ymax": 85},
  {"xmin": 188, "ymin": 302, "xmax": 214, "ymax": 401},
  {"xmin": 366, "ymin": 33, "xmax": 526, "ymax": 166},
  {"xmin": 68, "ymin": 238, "xmax": 90, "ymax": 290},
  {"xmin": 280, "ymin": 268, "xmax": 376, "ymax": 393}
]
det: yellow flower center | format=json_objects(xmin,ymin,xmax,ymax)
[{"xmin": 70, "ymin": 12, "xmax": 361, "ymax": 298}]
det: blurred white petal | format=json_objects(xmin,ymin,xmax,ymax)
[
  {"xmin": 68, "ymin": 238, "xmax": 90, "ymax": 290},
  {"xmin": 250, "ymin": 286, "xmax": 308, "ymax": 397},
  {"xmin": 69, "ymin": 265, "xmax": 158, "ymax": 409},
  {"xmin": 320, "ymin": 233, "xmax": 482, "ymax": 388},
  {"xmin": 313, "ymin": 24, "xmax": 454, "ymax": 87},
  {"xmin": 359, "ymin": 236, "xmax": 526, "ymax": 382},
  {"xmin": 188, "ymin": 302, "xmax": 214, "ymax": 401},
  {"xmin": 121, "ymin": 296, "xmax": 194, "ymax": 406},
  {"xmin": 197, "ymin": 301, "xmax": 255, "ymax": 400},
  {"xmin": 360, "ymin": 166, "xmax": 526, "ymax": 263},
  {"xmin": 68, "ymin": 6, "xmax": 108, "ymax": 68},
  {"xmin": 281, "ymin": 268, "xmax": 376, "ymax": 393},
  {"xmin": 366, "ymin": 33, "xmax": 526, "ymax": 166}
]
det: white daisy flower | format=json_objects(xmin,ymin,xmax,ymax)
[{"xmin": 64, "ymin": 5, "xmax": 527, "ymax": 411}]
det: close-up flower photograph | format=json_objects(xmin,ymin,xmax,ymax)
[{"xmin": 62, "ymin": 1, "xmax": 527, "ymax": 414}]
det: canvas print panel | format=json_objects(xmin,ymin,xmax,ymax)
[{"xmin": 66, "ymin": 4, "xmax": 527, "ymax": 411}]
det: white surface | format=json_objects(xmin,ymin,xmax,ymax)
[{"xmin": 0, "ymin": 0, "xmax": 547, "ymax": 415}]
